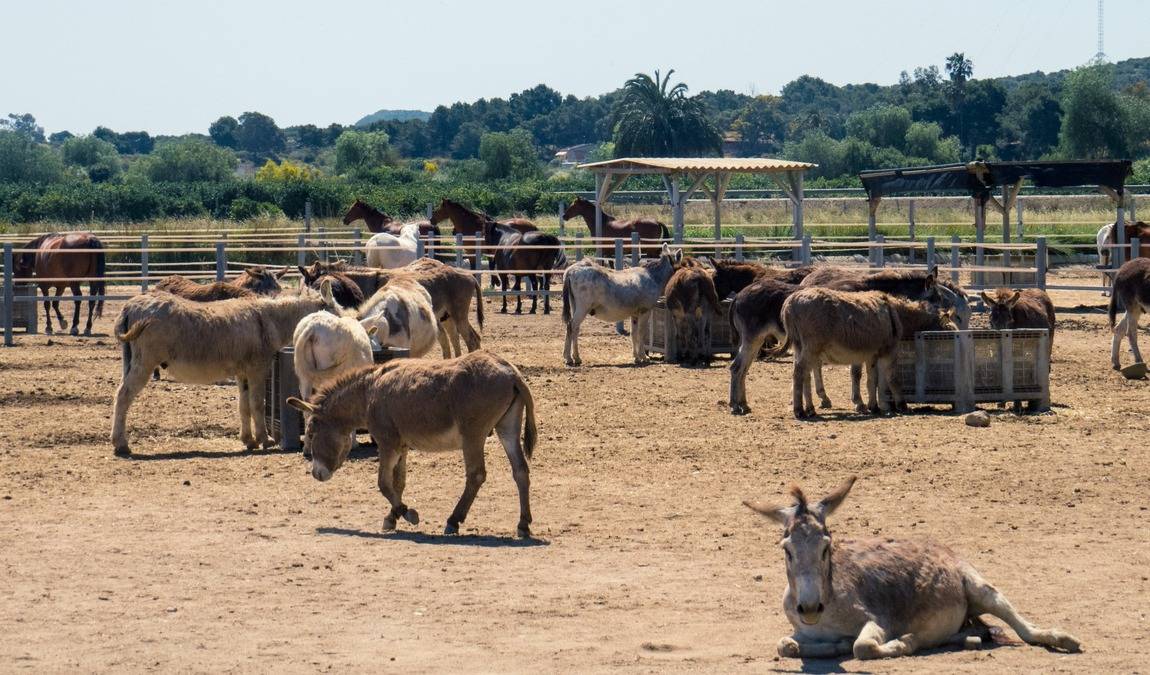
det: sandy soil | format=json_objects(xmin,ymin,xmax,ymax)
[{"xmin": 1, "ymin": 281, "xmax": 1149, "ymax": 673}]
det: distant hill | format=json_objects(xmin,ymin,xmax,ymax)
[
  {"xmin": 996, "ymin": 56, "xmax": 1150, "ymax": 91},
  {"xmin": 354, "ymin": 109, "xmax": 432, "ymax": 127}
]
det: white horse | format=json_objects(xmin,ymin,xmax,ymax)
[
  {"xmin": 1097, "ymin": 222, "xmax": 1114, "ymax": 293},
  {"xmin": 366, "ymin": 223, "xmax": 422, "ymax": 269}
]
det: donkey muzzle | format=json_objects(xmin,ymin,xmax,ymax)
[{"xmin": 311, "ymin": 461, "xmax": 332, "ymax": 482}]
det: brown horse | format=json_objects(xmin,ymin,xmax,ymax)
[
  {"xmin": 430, "ymin": 199, "xmax": 537, "ymax": 237},
  {"xmin": 563, "ymin": 196, "xmax": 670, "ymax": 258},
  {"xmin": 342, "ymin": 199, "xmax": 438, "ymax": 236},
  {"xmin": 14, "ymin": 232, "xmax": 106, "ymax": 336}
]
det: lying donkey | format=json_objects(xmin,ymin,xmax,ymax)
[
  {"xmin": 288, "ymin": 351, "xmax": 537, "ymax": 538},
  {"xmin": 745, "ymin": 477, "xmax": 1081, "ymax": 660}
]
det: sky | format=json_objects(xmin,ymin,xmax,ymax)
[{"xmin": 2, "ymin": 0, "xmax": 1146, "ymax": 136}]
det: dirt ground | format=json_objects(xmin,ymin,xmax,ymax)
[{"xmin": 2, "ymin": 279, "xmax": 1149, "ymax": 673}]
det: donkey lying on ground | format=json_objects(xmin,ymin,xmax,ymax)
[
  {"xmin": 561, "ymin": 242, "xmax": 681, "ymax": 366},
  {"xmin": 728, "ymin": 278, "xmax": 802, "ymax": 414},
  {"xmin": 665, "ymin": 265, "xmax": 722, "ymax": 366},
  {"xmin": 357, "ymin": 276, "xmax": 440, "ymax": 357},
  {"xmin": 1109, "ymin": 257, "xmax": 1150, "ymax": 370},
  {"xmin": 111, "ymin": 285, "xmax": 334, "ymax": 456},
  {"xmin": 154, "ymin": 266, "xmax": 287, "ymax": 301},
  {"xmin": 288, "ymin": 351, "xmax": 537, "ymax": 537},
  {"xmin": 744, "ymin": 477, "xmax": 1082, "ymax": 659},
  {"xmin": 300, "ymin": 259, "xmax": 482, "ymax": 358}
]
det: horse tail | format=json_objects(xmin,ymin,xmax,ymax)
[
  {"xmin": 473, "ymin": 273, "xmax": 484, "ymax": 330},
  {"xmin": 510, "ymin": 366, "xmax": 537, "ymax": 460},
  {"xmin": 553, "ymin": 247, "xmax": 568, "ymax": 270},
  {"xmin": 561, "ymin": 273, "xmax": 573, "ymax": 326},
  {"xmin": 659, "ymin": 222, "xmax": 670, "ymax": 240}
]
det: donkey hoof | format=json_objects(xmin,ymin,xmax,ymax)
[
  {"xmin": 444, "ymin": 521, "xmax": 459, "ymax": 535},
  {"xmin": 819, "ymin": 400, "xmax": 833, "ymax": 409},
  {"xmin": 777, "ymin": 636, "xmax": 801, "ymax": 658},
  {"xmin": 855, "ymin": 404, "xmax": 869, "ymax": 414},
  {"xmin": 962, "ymin": 636, "xmax": 983, "ymax": 650},
  {"xmin": 517, "ymin": 525, "xmax": 532, "ymax": 539},
  {"xmin": 261, "ymin": 440, "xmax": 276, "ymax": 451},
  {"xmin": 113, "ymin": 445, "xmax": 132, "ymax": 458},
  {"xmin": 382, "ymin": 517, "xmax": 397, "ymax": 532},
  {"xmin": 402, "ymin": 508, "xmax": 420, "ymax": 525}
]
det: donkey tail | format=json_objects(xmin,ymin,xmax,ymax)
[
  {"xmin": 1109, "ymin": 286, "xmax": 1119, "ymax": 328},
  {"xmin": 116, "ymin": 317, "xmax": 150, "ymax": 343},
  {"xmin": 472, "ymin": 274, "xmax": 484, "ymax": 330},
  {"xmin": 88, "ymin": 237, "xmax": 107, "ymax": 317},
  {"xmin": 561, "ymin": 273, "xmax": 573, "ymax": 326},
  {"xmin": 704, "ymin": 280, "xmax": 723, "ymax": 317},
  {"xmin": 511, "ymin": 367, "xmax": 537, "ymax": 459}
]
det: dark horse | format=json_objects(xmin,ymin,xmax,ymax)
[
  {"xmin": 14, "ymin": 232, "xmax": 107, "ymax": 335},
  {"xmin": 430, "ymin": 199, "xmax": 537, "ymax": 237},
  {"xmin": 342, "ymin": 199, "xmax": 439, "ymax": 236},
  {"xmin": 485, "ymin": 221, "xmax": 565, "ymax": 314},
  {"xmin": 563, "ymin": 196, "xmax": 669, "ymax": 257}
]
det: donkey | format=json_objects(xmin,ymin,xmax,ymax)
[
  {"xmin": 981, "ymin": 288, "xmax": 1055, "ymax": 359},
  {"xmin": 366, "ymin": 223, "xmax": 422, "ymax": 269},
  {"xmin": 728, "ymin": 278, "xmax": 802, "ymax": 414},
  {"xmin": 296, "ymin": 269, "xmax": 365, "ymax": 309},
  {"xmin": 744, "ymin": 477, "xmax": 1082, "ymax": 660},
  {"xmin": 111, "ymin": 285, "xmax": 334, "ymax": 457},
  {"xmin": 357, "ymin": 277, "xmax": 440, "ymax": 358},
  {"xmin": 561, "ymin": 243, "xmax": 682, "ymax": 366},
  {"xmin": 1109, "ymin": 257, "xmax": 1150, "ymax": 370},
  {"xmin": 664, "ymin": 265, "xmax": 722, "ymax": 366},
  {"xmin": 154, "ymin": 266, "xmax": 287, "ymax": 302},
  {"xmin": 287, "ymin": 351, "xmax": 537, "ymax": 537},
  {"xmin": 710, "ymin": 258, "xmax": 813, "ymax": 300},
  {"xmin": 293, "ymin": 281, "xmax": 375, "ymax": 401}
]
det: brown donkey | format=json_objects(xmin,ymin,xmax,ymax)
[
  {"xmin": 288, "ymin": 351, "xmax": 537, "ymax": 538},
  {"xmin": 745, "ymin": 477, "xmax": 1082, "ymax": 660},
  {"xmin": 1109, "ymin": 257, "xmax": 1150, "ymax": 370}
]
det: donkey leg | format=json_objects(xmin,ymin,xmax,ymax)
[
  {"xmin": 850, "ymin": 363, "xmax": 868, "ymax": 412},
  {"xmin": 729, "ymin": 329, "xmax": 768, "ymax": 415},
  {"xmin": 1126, "ymin": 306, "xmax": 1144, "ymax": 364},
  {"xmin": 1112, "ymin": 313, "xmax": 1129, "ymax": 369},
  {"xmin": 564, "ymin": 310, "xmax": 587, "ymax": 367},
  {"xmin": 377, "ymin": 443, "xmax": 417, "ymax": 530},
  {"xmin": 792, "ymin": 354, "xmax": 809, "ymax": 419},
  {"xmin": 445, "ymin": 437, "xmax": 487, "ymax": 535},
  {"xmin": 496, "ymin": 398, "xmax": 532, "ymax": 537},
  {"xmin": 111, "ymin": 358, "xmax": 154, "ymax": 456},
  {"xmin": 436, "ymin": 321, "xmax": 453, "ymax": 358},
  {"xmin": 964, "ymin": 571, "xmax": 1082, "ymax": 652},
  {"xmin": 69, "ymin": 283, "xmax": 82, "ymax": 336},
  {"xmin": 777, "ymin": 635, "xmax": 854, "ymax": 658},
  {"xmin": 245, "ymin": 368, "xmax": 272, "ymax": 449},
  {"xmin": 237, "ymin": 378, "xmax": 256, "ymax": 450},
  {"xmin": 812, "ymin": 364, "xmax": 832, "ymax": 409},
  {"xmin": 853, "ymin": 621, "xmax": 920, "ymax": 659}
]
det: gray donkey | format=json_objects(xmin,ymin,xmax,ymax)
[
  {"xmin": 745, "ymin": 477, "xmax": 1082, "ymax": 660},
  {"xmin": 561, "ymin": 242, "xmax": 682, "ymax": 366}
]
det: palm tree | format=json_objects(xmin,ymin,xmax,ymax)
[{"xmin": 612, "ymin": 70, "xmax": 722, "ymax": 157}]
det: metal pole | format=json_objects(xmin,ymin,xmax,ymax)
[
  {"xmin": 318, "ymin": 226, "xmax": 327, "ymax": 263},
  {"xmin": 1015, "ymin": 196, "xmax": 1024, "ymax": 240},
  {"xmin": 1036, "ymin": 237, "xmax": 1048, "ymax": 291},
  {"xmin": 473, "ymin": 234, "xmax": 483, "ymax": 275},
  {"xmin": 735, "ymin": 233, "xmax": 745, "ymax": 262},
  {"xmin": 140, "ymin": 234, "xmax": 149, "ymax": 293},
  {"xmin": 926, "ymin": 236, "xmax": 936, "ymax": 269},
  {"xmin": 793, "ymin": 172, "xmax": 805, "ymax": 241},
  {"xmin": 614, "ymin": 238, "xmax": 624, "ymax": 271},
  {"xmin": 1116, "ymin": 198, "xmax": 1127, "ymax": 268},
  {"xmin": 801, "ymin": 234, "xmax": 812, "ymax": 265},
  {"xmin": 558, "ymin": 201, "xmax": 566, "ymax": 238},
  {"xmin": 867, "ymin": 203, "xmax": 878, "ymax": 266},
  {"xmin": 1129, "ymin": 195, "xmax": 1138, "ymax": 222},
  {"xmin": 630, "ymin": 232, "xmax": 640, "ymax": 266},
  {"xmin": 215, "ymin": 240, "xmax": 226, "ymax": 281},
  {"xmin": 353, "ymin": 228, "xmax": 363, "ymax": 266},
  {"xmin": 297, "ymin": 234, "xmax": 306, "ymax": 268},
  {"xmin": 454, "ymin": 233, "xmax": 464, "ymax": 268},
  {"xmin": 594, "ymin": 174, "xmax": 604, "ymax": 250},
  {"xmin": 1133, "ymin": 237, "xmax": 1142, "ymax": 262},
  {"xmin": 575, "ymin": 232, "xmax": 583, "ymax": 261},
  {"xmin": 3, "ymin": 243, "xmax": 13, "ymax": 347},
  {"xmin": 974, "ymin": 196, "xmax": 985, "ymax": 289},
  {"xmin": 908, "ymin": 199, "xmax": 916, "ymax": 265},
  {"xmin": 426, "ymin": 203, "xmax": 434, "ymax": 221},
  {"xmin": 305, "ymin": 199, "xmax": 312, "ymax": 234},
  {"xmin": 415, "ymin": 237, "xmax": 425, "ymax": 259},
  {"xmin": 950, "ymin": 235, "xmax": 960, "ymax": 286},
  {"xmin": 875, "ymin": 234, "xmax": 885, "ymax": 268}
]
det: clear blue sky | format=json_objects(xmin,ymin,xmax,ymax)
[{"xmin": 2, "ymin": 0, "xmax": 1145, "ymax": 136}]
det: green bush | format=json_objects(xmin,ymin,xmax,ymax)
[
  {"xmin": 229, "ymin": 197, "xmax": 283, "ymax": 220},
  {"xmin": 137, "ymin": 139, "xmax": 237, "ymax": 182}
]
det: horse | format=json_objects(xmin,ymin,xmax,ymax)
[
  {"xmin": 429, "ymin": 199, "xmax": 537, "ymax": 237},
  {"xmin": 484, "ymin": 221, "xmax": 566, "ymax": 314},
  {"xmin": 14, "ymin": 232, "xmax": 107, "ymax": 336},
  {"xmin": 342, "ymin": 199, "xmax": 438, "ymax": 236},
  {"xmin": 1096, "ymin": 220, "xmax": 1150, "ymax": 291},
  {"xmin": 562, "ymin": 196, "xmax": 669, "ymax": 257}
]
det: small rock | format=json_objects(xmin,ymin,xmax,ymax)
[
  {"xmin": 851, "ymin": 254, "xmax": 867, "ymax": 263},
  {"xmin": 753, "ymin": 574, "xmax": 763, "ymax": 582},
  {"xmin": 965, "ymin": 411, "xmax": 991, "ymax": 428},
  {"xmin": 182, "ymin": 480, "xmax": 191, "ymax": 486},
  {"xmin": 165, "ymin": 607, "xmax": 178, "ymax": 613}
]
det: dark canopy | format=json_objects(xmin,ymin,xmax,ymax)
[{"xmin": 860, "ymin": 160, "xmax": 1133, "ymax": 200}]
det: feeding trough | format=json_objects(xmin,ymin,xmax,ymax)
[
  {"xmin": 264, "ymin": 345, "xmax": 409, "ymax": 451},
  {"xmin": 1120, "ymin": 361, "xmax": 1148, "ymax": 380},
  {"xmin": 645, "ymin": 297, "xmax": 735, "ymax": 362},
  {"xmin": 1, "ymin": 282, "xmax": 39, "ymax": 334}
]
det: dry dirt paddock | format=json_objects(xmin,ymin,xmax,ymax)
[{"xmin": 1, "ymin": 284, "xmax": 1149, "ymax": 673}]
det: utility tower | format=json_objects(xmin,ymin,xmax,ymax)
[{"xmin": 1092, "ymin": 0, "xmax": 1107, "ymax": 63}]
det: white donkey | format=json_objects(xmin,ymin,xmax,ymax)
[
  {"xmin": 745, "ymin": 477, "xmax": 1082, "ymax": 660},
  {"xmin": 560, "ymin": 242, "xmax": 681, "ymax": 366},
  {"xmin": 366, "ymin": 222, "xmax": 422, "ymax": 269}
]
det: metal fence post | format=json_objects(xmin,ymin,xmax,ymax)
[
  {"xmin": 304, "ymin": 199, "xmax": 312, "ymax": 234},
  {"xmin": 415, "ymin": 237, "xmax": 425, "ymax": 259},
  {"xmin": 216, "ymin": 240, "xmax": 226, "ymax": 281},
  {"xmin": 630, "ymin": 232, "xmax": 640, "ymax": 266},
  {"xmin": 140, "ymin": 233, "xmax": 150, "ymax": 293},
  {"xmin": 801, "ymin": 234, "xmax": 812, "ymax": 265},
  {"xmin": 318, "ymin": 226, "xmax": 327, "ymax": 263},
  {"xmin": 614, "ymin": 239, "xmax": 626, "ymax": 334},
  {"xmin": 297, "ymin": 233, "xmax": 306, "ymax": 268},
  {"xmin": 3, "ymin": 243, "xmax": 13, "ymax": 347},
  {"xmin": 454, "ymin": 233, "xmax": 464, "ymax": 268},
  {"xmin": 875, "ymin": 234, "xmax": 885, "ymax": 268},
  {"xmin": 353, "ymin": 228, "xmax": 363, "ymax": 266},
  {"xmin": 1133, "ymin": 237, "xmax": 1142, "ymax": 263},
  {"xmin": 558, "ymin": 201, "xmax": 566, "ymax": 237},
  {"xmin": 1036, "ymin": 237, "xmax": 1048, "ymax": 291},
  {"xmin": 735, "ymin": 233, "xmax": 745, "ymax": 262},
  {"xmin": 926, "ymin": 237, "xmax": 936, "ymax": 270},
  {"xmin": 908, "ymin": 199, "xmax": 916, "ymax": 265},
  {"xmin": 473, "ymin": 234, "xmax": 483, "ymax": 274},
  {"xmin": 1130, "ymin": 195, "xmax": 1138, "ymax": 222},
  {"xmin": 950, "ymin": 235, "xmax": 960, "ymax": 286},
  {"xmin": 426, "ymin": 232, "xmax": 435, "ymax": 259},
  {"xmin": 426, "ymin": 203, "xmax": 434, "ymax": 221},
  {"xmin": 1015, "ymin": 197, "xmax": 1024, "ymax": 240},
  {"xmin": 575, "ymin": 232, "xmax": 584, "ymax": 261}
]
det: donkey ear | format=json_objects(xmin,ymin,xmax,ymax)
[
  {"xmin": 979, "ymin": 290, "xmax": 995, "ymax": 306},
  {"xmin": 365, "ymin": 325, "xmax": 378, "ymax": 337},
  {"xmin": 814, "ymin": 476, "xmax": 857, "ymax": 521},
  {"xmin": 286, "ymin": 396, "xmax": 317, "ymax": 414},
  {"xmin": 297, "ymin": 265, "xmax": 309, "ymax": 280},
  {"xmin": 744, "ymin": 499, "xmax": 797, "ymax": 525},
  {"xmin": 1007, "ymin": 290, "xmax": 1022, "ymax": 306},
  {"xmin": 276, "ymin": 266, "xmax": 289, "ymax": 279}
]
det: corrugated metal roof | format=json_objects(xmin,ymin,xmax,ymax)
[{"xmin": 577, "ymin": 157, "xmax": 817, "ymax": 173}]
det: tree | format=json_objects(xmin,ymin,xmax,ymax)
[
  {"xmin": 334, "ymin": 129, "xmax": 394, "ymax": 175},
  {"xmin": 944, "ymin": 53, "xmax": 974, "ymax": 154},
  {"xmin": 93, "ymin": 127, "xmax": 154, "ymax": 154},
  {"xmin": 998, "ymin": 83, "xmax": 1062, "ymax": 159},
  {"xmin": 234, "ymin": 112, "xmax": 285, "ymax": 154},
  {"xmin": 450, "ymin": 121, "xmax": 485, "ymax": 159},
  {"xmin": 140, "ymin": 139, "xmax": 237, "ymax": 182},
  {"xmin": 904, "ymin": 122, "xmax": 960, "ymax": 163},
  {"xmin": 295, "ymin": 124, "xmax": 327, "ymax": 149},
  {"xmin": 1058, "ymin": 65, "xmax": 1128, "ymax": 159},
  {"xmin": 48, "ymin": 130, "xmax": 75, "ymax": 145},
  {"xmin": 732, "ymin": 96, "xmax": 785, "ymax": 154},
  {"xmin": 612, "ymin": 69, "xmax": 722, "ymax": 157},
  {"xmin": 61, "ymin": 135, "xmax": 121, "ymax": 182},
  {"xmin": 478, "ymin": 129, "xmax": 540, "ymax": 179},
  {"xmin": 845, "ymin": 105, "xmax": 912, "ymax": 151},
  {"xmin": 509, "ymin": 84, "xmax": 562, "ymax": 123},
  {"xmin": 1, "ymin": 113, "xmax": 45, "ymax": 142},
  {"xmin": 0, "ymin": 130, "xmax": 64, "ymax": 182},
  {"xmin": 209, "ymin": 116, "xmax": 239, "ymax": 148}
]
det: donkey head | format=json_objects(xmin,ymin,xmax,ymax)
[
  {"xmin": 980, "ymin": 289, "xmax": 1021, "ymax": 329},
  {"xmin": 660, "ymin": 242, "xmax": 683, "ymax": 266},
  {"xmin": 286, "ymin": 396, "xmax": 353, "ymax": 482},
  {"xmin": 744, "ymin": 476, "xmax": 857, "ymax": 626}
]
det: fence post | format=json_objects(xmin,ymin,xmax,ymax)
[
  {"xmin": 297, "ymin": 233, "xmax": 306, "ymax": 268},
  {"xmin": 1036, "ymin": 237, "xmax": 1047, "ymax": 291},
  {"xmin": 735, "ymin": 233, "xmax": 745, "ymax": 262},
  {"xmin": 867, "ymin": 205, "xmax": 878, "ymax": 265},
  {"xmin": 3, "ymin": 243, "xmax": 13, "ymax": 347},
  {"xmin": 426, "ymin": 203, "xmax": 434, "ymax": 221},
  {"xmin": 875, "ymin": 234, "xmax": 885, "ymax": 268},
  {"xmin": 1133, "ymin": 237, "xmax": 1142, "ymax": 264},
  {"xmin": 415, "ymin": 237, "xmax": 425, "ymax": 259},
  {"xmin": 558, "ymin": 201, "xmax": 566, "ymax": 237},
  {"xmin": 215, "ymin": 240, "xmax": 226, "ymax": 281},
  {"xmin": 1015, "ymin": 196, "xmax": 1024, "ymax": 240},
  {"xmin": 575, "ymin": 232, "xmax": 583, "ymax": 261},
  {"xmin": 950, "ymin": 235, "xmax": 960, "ymax": 286},
  {"xmin": 304, "ymin": 199, "xmax": 312, "ymax": 234},
  {"xmin": 426, "ymin": 232, "xmax": 435, "ymax": 259},
  {"xmin": 801, "ymin": 234, "xmax": 812, "ymax": 265},
  {"xmin": 630, "ymin": 232, "xmax": 640, "ymax": 266},
  {"xmin": 908, "ymin": 199, "xmax": 916, "ymax": 265},
  {"xmin": 139, "ymin": 234, "xmax": 149, "ymax": 293},
  {"xmin": 473, "ymin": 234, "xmax": 483, "ymax": 275},
  {"xmin": 318, "ymin": 226, "xmax": 327, "ymax": 263},
  {"xmin": 1129, "ymin": 195, "xmax": 1138, "ymax": 222},
  {"xmin": 353, "ymin": 228, "xmax": 363, "ymax": 266},
  {"xmin": 926, "ymin": 236, "xmax": 936, "ymax": 270},
  {"xmin": 454, "ymin": 233, "xmax": 464, "ymax": 268},
  {"xmin": 614, "ymin": 239, "xmax": 626, "ymax": 335}
]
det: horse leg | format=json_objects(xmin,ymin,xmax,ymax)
[
  {"xmin": 542, "ymin": 273, "xmax": 552, "ymax": 314},
  {"xmin": 514, "ymin": 275, "xmax": 524, "ymax": 314},
  {"xmin": 496, "ymin": 398, "xmax": 532, "ymax": 538},
  {"xmin": 83, "ymin": 280, "xmax": 97, "ymax": 335},
  {"xmin": 500, "ymin": 274, "xmax": 510, "ymax": 314},
  {"xmin": 53, "ymin": 286, "xmax": 67, "ymax": 331},
  {"xmin": 41, "ymin": 285, "xmax": 54, "ymax": 334},
  {"xmin": 69, "ymin": 283, "xmax": 82, "ymax": 336},
  {"xmin": 445, "ymin": 436, "xmax": 487, "ymax": 535},
  {"xmin": 526, "ymin": 275, "xmax": 537, "ymax": 314}
]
